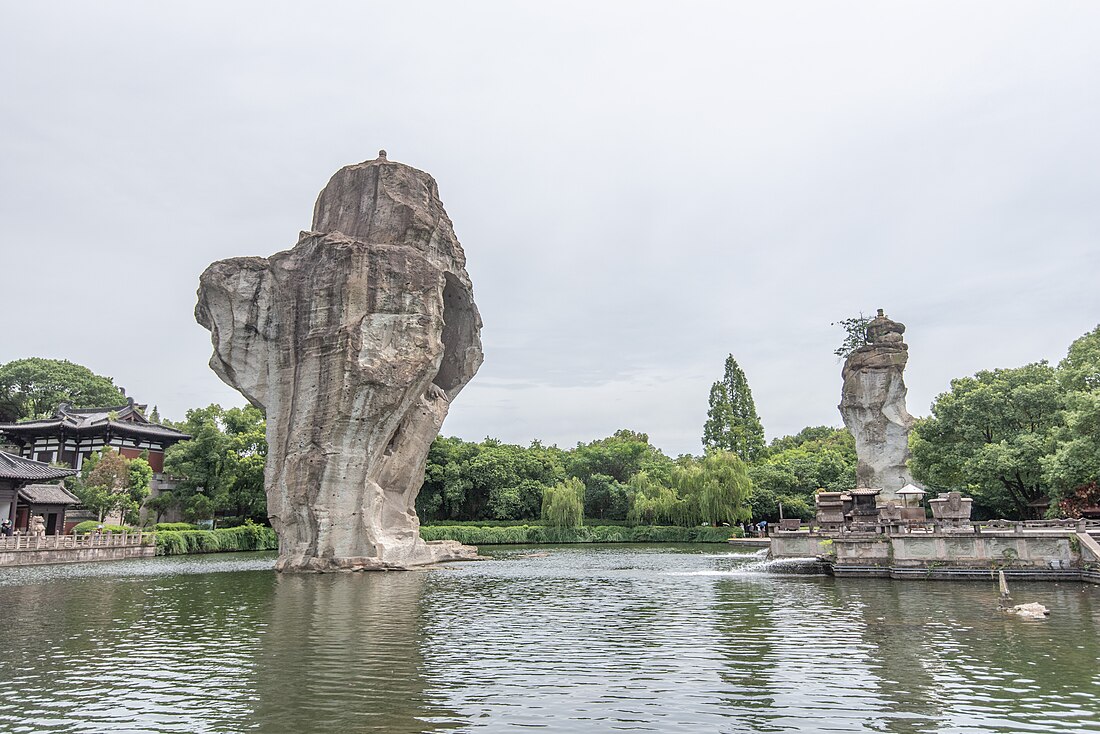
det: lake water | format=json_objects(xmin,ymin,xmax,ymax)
[{"xmin": 1, "ymin": 544, "xmax": 1098, "ymax": 733}]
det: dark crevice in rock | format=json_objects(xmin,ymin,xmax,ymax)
[{"xmin": 434, "ymin": 271, "xmax": 476, "ymax": 395}]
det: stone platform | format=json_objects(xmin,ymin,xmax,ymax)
[{"xmin": 770, "ymin": 523, "xmax": 1100, "ymax": 584}]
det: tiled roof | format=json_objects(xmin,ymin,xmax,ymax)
[
  {"xmin": 0, "ymin": 400, "xmax": 190, "ymax": 443},
  {"xmin": 18, "ymin": 483, "xmax": 81, "ymax": 505},
  {"xmin": 0, "ymin": 451, "xmax": 77, "ymax": 481}
]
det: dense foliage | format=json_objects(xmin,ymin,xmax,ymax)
[
  {"xmin": 0, "ymin": 358, "xmax": 127, "ymax": 422},
  {"xmin": 417, "ymin": 429, "xmax": 762, "ymax": 527},
  {"xmin": 541, "ymin": 477, "xmax": 585, "ymax": 528},
  {"xmin": 747, "ymin": 426, "xmax": 856, "ymax": 521},
  {"xmin": 701, "ymin": 355, "xmax": 765, "ymax": 461},
  {"xmin": 911, "ymin": 325, "xmax": 1100, "ymax": 519},
  {"xmin": 161, "ymin": 404, "xmax": 267, "ymax": 525},
  {"xmin": 155, "ymin": 522, "xmax": 278, "ymax": 555},
  {"xmin": 419, "ymin": 524, "xmax": 739, "ymax": 545},
  {"xmin": 66, "ymin": 447, "xmax": 153, "ymax": 524}
]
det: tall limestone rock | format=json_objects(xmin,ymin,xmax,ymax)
[
  {"xmin": 196, "ymin": 151, "xmax": 483, "ymax": 571},
  {"xmin": 838, "ymin": 309, "xmax": 915, "ymax": 500}
]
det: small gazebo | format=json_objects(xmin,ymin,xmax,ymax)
[{"xmin": 896, "ymin": 483, "xmax": 928, "ymax": 523}]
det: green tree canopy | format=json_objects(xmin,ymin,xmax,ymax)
[
  {"xmin": 541, "ymin": 477, "xmax": 584, "ymax": 528},
  {"xmin": 162, "ymin": 404, "xmax": 268, "ymax": 525},
  {"xmin": 701, "ymin": 355, "xmax": 765, "ymax": 461},
  {"xmin": 0, "ymin": 358, "xmax": 127, "ymax": 422},
  {"xmin": 910, "ymin": 362, "xmax": 1064, "ymax": 518},
  {"xmin": 417, "ymin": 436, "xmax": 566, "ymax": 522},
  {"xmin": 1042, "ymin": 326, "xmax": 1100, "ymax": 502},
  {"xmin": 68, "ymin": 447, "xmax": 151, "ymax": 524},
  {"xmin": 567, "ymin": 429, "xmax": 673, "ymax": 520}
]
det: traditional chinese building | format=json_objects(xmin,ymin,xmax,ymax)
[
  {"xmin": 0, "ymin": 399, "xmax": 191, "ymax": 474},
  {"xmin": 0, "ymin": 450, "xmax": 77, "ymax": 533}
]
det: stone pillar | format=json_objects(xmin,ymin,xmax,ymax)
[{"xmin": 839, "ymin": 309, "xmax": 915, "ymax": 501}]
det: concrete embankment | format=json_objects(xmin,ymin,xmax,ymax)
[{"xmin": 771, "ymin": 529, "xmax": 1100, "ymax": 584}]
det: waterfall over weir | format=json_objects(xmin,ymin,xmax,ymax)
[{"xmin": 671, "ymin": 550, "xmax": 828, "ymax": 577}]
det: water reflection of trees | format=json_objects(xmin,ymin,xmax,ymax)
[
  {"xmin": 253, "ymin": 571, "xmax": 461, "ymax": 733},
  {"xmin": 713, "ymin": 576, "xmax": 948, "ymax": 733}
]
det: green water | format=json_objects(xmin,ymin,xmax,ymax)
[{"xmin": 0, "ymin": 545, "xmax": 1098, "ymax": 733}]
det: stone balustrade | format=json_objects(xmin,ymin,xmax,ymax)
[{"xmin": 0, "ymin": 531, "xmax": 153, "ymax": 550}]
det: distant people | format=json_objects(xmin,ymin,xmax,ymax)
[
  {"xmin": 1, "ymin": 520, "xmax": 12, "ymax": 537},
  {"xmin": 757, "ymin": 520, "xmax": 768, "ymax": 537}
]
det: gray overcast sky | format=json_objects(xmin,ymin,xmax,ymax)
[{"xmin": 2, "ymin": 2, "xmax": 1098, "ymax": 456}]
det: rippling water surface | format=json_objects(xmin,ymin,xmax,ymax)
[{"xmin": 1, "ymin": 545, "xmax": 1098, "ymax": 733}]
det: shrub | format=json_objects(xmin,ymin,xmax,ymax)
[
  {"xmin": 71, "ymin": 521, "xmax": 130, "ymax": 534},
  {"xmin": 152, "ymin": 522, "xmax": 199, "ymax": 532},
  {"xmin": 155, "ymin": 522, "xmax": 277, "ymax": 555}
]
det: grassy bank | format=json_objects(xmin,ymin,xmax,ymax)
[
  {"xmin": 419, "ymin": 524, "xmax": 738, "ymax": 545},
  {"xmin": 156, "ymin": 525, "xmax": 278, "ymax": 555}
]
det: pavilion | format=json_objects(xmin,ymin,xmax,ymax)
[{"xmin": 0, "ymin": 450, "xmax": 77, "ymax": 534}]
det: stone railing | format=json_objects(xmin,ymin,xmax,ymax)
[
  {"xmin": 0, "ymin": 531, "xmax": 153, "ymax": 551},
  {"xmin": 783, "ymin": 518, "xmax": 1100, "ymax": 536}
]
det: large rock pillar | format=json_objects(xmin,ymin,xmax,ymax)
[
  {"xmin": 838, "ymin": 309, "xmax": 915, "ymax": 501},
  {"xmin": 196, "ymin": 151, "xmax": 483, "ymax": 571}
]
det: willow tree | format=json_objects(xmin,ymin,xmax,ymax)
[
  {"xmin": 541, "ymin": 477, "xmax": 585, "ymax": 528},
  {"xmin": 702, "ymin": 355, "xmax": 765, "ymax": 461},
  {"xmin": 671, "ymin": 452, "xmax": 753, "ymax": 527},
  {"xmin": 627, "ymin": 472, "xmax": 686, "ymax": 526}
]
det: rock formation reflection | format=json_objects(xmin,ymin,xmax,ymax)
[{"xmin": 252, "ymin": 570, "xmax": 460, "ymax": 732}]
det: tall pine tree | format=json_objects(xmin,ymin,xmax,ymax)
[{"xmin": 702, "ymin": 355, "xmax": 765, "ymax": 461}]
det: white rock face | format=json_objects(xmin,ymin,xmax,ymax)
[
  {"xmin": 839, "ymin": 310, "xmax": 915, "ymax": 500},
  {"xmin": 196, "ymin": 152, "xmax": 483, "ymax": 571}
]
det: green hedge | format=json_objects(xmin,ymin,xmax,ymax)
[
  {"xmin": 71, "ymin": 521, "xmax": 130, "ymax": 534},
  {"xmin": 152, "ymin": 522, "xmax": 200, "ymax": 532},
  {"xmin": 422, "ymin": 518, "xmax": 639, "ymax": 528},
  {"xmin": 419, "ymin": 524, "xmax": 738, "ymax": 545},
  {"xmin": 155, "ymin": 524, "xmax": 278, "ymax": 555}
]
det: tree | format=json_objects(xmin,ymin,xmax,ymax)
[
  {"xmin": 566, "ymin": 429, "xmax": 674, "ymax": 520},
  {"xmin": 71, "ymin": 448, "xmax": 148, "ymax": 523},
  {"xmin": 627, "ymin": 472, "xmax": 686, "ymax": 526},
  {"xmin": 123, "ymin": 456, "xmax": 154, "ymax": 525},
  {"xmin": 416, "ymin": 436, "xmax": 565, "ymax": 522},
  {"xmin": 910, "ymin": 363, "xmax": 1064, "ymax": 518},
  {"xmin": 0, "ymin": 358, "xmax": 127, "ymax": 422},
  {"xmin": 702, "ymin": 355, "xmax": 765, "ymax": 461},
  {"xmin": 832, "ymin": 314, "xmax": 871, "ymax": 359},
  {"xmin": 541, "ymin": 477, "xmax": 584, "ymax": 528},
  {"xmin": 1042, "ymin": 326, "xmax": 1100, "ymax": 505},
  {"xmin": 750, "ymin": 427, "xmax": 856, "ymax": 501},
  {"xmin": 1056, "ymin": 482, "xmax": 1100, "ymax": 518},
  {"xmin": 675, "ymin": 451, "xmax": 753, "ymax": 526},
  {"xmin": 162, "ymin": 404, "xmax": 269, "ymax": 525}
]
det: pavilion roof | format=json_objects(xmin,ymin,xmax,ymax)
[
  {"xmin": 0, "ymin": 451, "xmax": 77, "ymax": 482},
  {"xmin": 18, "ymin": 483, "xmax": 81, "ymax": 505},
  {"xmin": 0, "ymin": 399, "xmax": 190, "ymax": 444}
]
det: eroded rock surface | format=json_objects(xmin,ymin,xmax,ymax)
[
  {"xmin": 839, "ymin": 309, "xmax": 914, "ymax": 500},
  {"xmin": 196, "ymin": 151, "xmax": 483, "ymax": 571}
]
